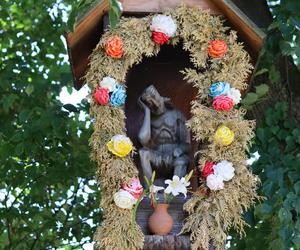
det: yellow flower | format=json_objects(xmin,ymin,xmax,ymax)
[
  {"xmin": 107, "ymin": 135, "xmax": 133, "ymax": 157},
  {"xmin": 215, "ymin": 125, "xmax": 234, "ymax": 146}
]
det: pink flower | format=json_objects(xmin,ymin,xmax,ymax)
[
  {"xmin": 122, "ymin": 178, "xmax": 143, "ymax": 200},
  {"xmin": 213, "ymin": 96, "xmax": 234, "ymax": 111},
  {"xmin": 152, "ymin": 31, "xmax": 169, "ymax": 45},
  {"xmin": 93, "ymin": 87, "xmax": 109, "ymax": 105}
]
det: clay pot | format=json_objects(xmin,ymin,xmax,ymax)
[{"xmin": 148, "ymin": 203, "xmax": 173, "ymax": 235}]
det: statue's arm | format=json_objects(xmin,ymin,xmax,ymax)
[{"xmin": 138, "ymin": 99, "xmax": 151, "ymax": 146}]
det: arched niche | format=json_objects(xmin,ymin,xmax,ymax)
[{"xmin": 124, "ymin": 43, "xmax": 198, "ymax": 189}]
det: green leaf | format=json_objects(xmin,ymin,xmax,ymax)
[
  {"xmin": 25, "ymin": 84, "xmax": 34, "ymax": 96},
  {"xmin": 2, "ymin": 94, "xmax": 19, "ymax": 112},
  {"xmin": 63, "ymin": 104, "xmax": 79, "ymax": 113},
  {"xmin": 268, "ymin": 21, "xmax": 280, "ymax": 31},
  {"xmin": 255, "ymin": 84, "xmax": 269, "ymax": 98},
  {"xmin": 241, "ymin": 92, "xmax": 259, "ymax": 108},
  {"xmin": 67, "ymin": 86, "xmax": 73, "ymax": 95},
  {"xmin": 294, "ymin": 181, "xmax": 300, "ymax": 193},
  {"xmin": 292, "ymin": 236, "xmax": 300, "ymax": 248},
  {"xmin": 268, "ymin": 65, "xmax": 281, "ymax": 84},
  {"xmin": 254, "ymin": 68, "xmax": 268, "ymax": 77},
  {"xmin": 109, "ymin": 0, "xmax": 122, "ymax": 28},
  {"xmin": 279, "ymin": 40, "xmax": 292, "ymax": 55},
  {"xmin": 278, "ymin": 208, "xmax": 292, "ymax": 223}
]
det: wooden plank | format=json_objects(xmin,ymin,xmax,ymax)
[
  {"xmin": 230, "ymin": 0, "xmax": 273, "ymax": 29},
  {"xmin": 143, "ymin": 235, "xmax": 190, "ymax": 250},
  {"xmin": 67, "ymin": 0, "xmax": 109, "ymax": 49},
  {"xmin": 211, "ymin": 0, "xmax": 265, "ymax": 58},
  {"xmin": 120, "ymin": 0, "xmax": 221, "ymax": 14}
]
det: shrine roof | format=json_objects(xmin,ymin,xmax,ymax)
[{"xmin": 66, "ymin": 0, "xmax": 273, "ymax": 90}]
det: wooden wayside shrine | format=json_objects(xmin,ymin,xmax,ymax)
[{"xmin": 66, "ymin": 0, "xmax": 273, "ymax": 249}]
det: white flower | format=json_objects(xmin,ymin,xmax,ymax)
[
  {"xmin": 165, "ymin": 175, "xmax": 188, "ymax": 197},
  {"xmin": 149, "ymin": 185, "xmax": 164, "ymax": 194},
  {"xmin": 226, "ymin": 88, "xmax": 241, "ymax": 104},
  {"xmin": 180, "ymin": 177, "xmax": 190, "ymax": 188},
  {"xmin": 113, "ymin": 190, "xmax": 136, "ymax": 209},
  {"xmin": 100, "ymin": 76, "xmax": 118, "ymax": 92},
  {"xmin": 213, "ymin": 160, "xmax": 235, "ymax": 181},
  {"xmin": 150, "ymin": 15, "xmax": 177, "ymax": 37},
  {"xmin": 206, "ymin": 174, "xmax": 224, "ymax": 191}
]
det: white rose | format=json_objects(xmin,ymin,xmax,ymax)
[
  {"xmin": 206, "ymin": 174, "xmax": 224, "ymax": 191},
  {"xmin": 150, "ymin": 15, "xmax": 177, "ymax": 37},
  {"xmin": 213, "ymin": 160, "xmax": 235, "ymax": 181},
  {"xmin": 100, "ymin": 76, "xmax": 118, "ymax": 92},
  {"xmin": 113, "ymin": 190, "xmax": 136, "ymax": 209},
  {"xmin": 226, "ymin": 88, "xmax": 241, "ymax": 104}
]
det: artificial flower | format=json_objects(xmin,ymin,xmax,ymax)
[
  {"xmin": 149, "ymin": 185, "xmax": 164, "ymax": 193},
  {"xmin": 150, "ymin": 15, "xmax": 177, "ymax": 44},
  {"xmin": 93, "ymin": 87, "xmax": 109, "ymax": 105},
  {"xmin": 180, "ymin": 176, "xmax": 190, "ymax": 188},
  {"xmin": 208, "ymin": 40, "xmax": 228, "ymax": 58},
  {"xmin": 150, "ymin": 15, "xmax": 177, "ymax": 37},
  {"xmin": 202, "ymin": 161, "xmax": 215, "ymax": 179},
  {"xmin": 106, "ymin": 135, "xmax": 133, "ymax": 157},
  {"xmin": 122, "ymin": 178, "xmax": 143, "ymax": 200},
  {"xmin": 215, "ymin": 125, "xmax": 235, "ymax": 146},
  {"xmin": 165, "ymin": 175, "xmax": 188, "ymax": 197},
  {"xmin": 206, "ymin": 174, "xmax": 224, "ymax": 191},
  {"xmin": 100, "ymin": 76, "xmax": 118, "ymax": 92},
  {"xmin": 114, "ymin": 189, "xmax": 136, "ymax": 209},
  {"xmin": 106, "ymin": 36, "xmax": 124, "ymax": 58},
  {"xmin": 110, "ymin": 84, "xmax": 126, "ymax": 107},
  {"xmin": 226, "ymin": 88, "xmax": 241, "ymax": 105},
  {"xmin": 152, "ymin": 31, "xmax": 169, "ymax": 45},
  {"xmin": 209, "ymin": 82, "xmax": 230, "ymax": 97},
  {"xmin": 213, "ymin": 160, "xmax": 235, "ymax": 181},
  {"xmin": 213, "ymin": 96, "xmax": 234, "ymax": 112}
]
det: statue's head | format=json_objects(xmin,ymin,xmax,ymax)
[{"xmin": 141, "ymin": 85, "xmax": 171, "ymax": 115}]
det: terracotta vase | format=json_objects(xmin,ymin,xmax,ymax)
[{"xmin": 148, "ymin": 203, "xmax": 173, "ymax": 235}]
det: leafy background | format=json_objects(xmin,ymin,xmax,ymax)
[{"xmin": 0, "ymin": 0, "xmax": 299, "ymax": 249}]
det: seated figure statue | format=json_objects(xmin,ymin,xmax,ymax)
[{"xmin": 138, "ymin": 85, "xmax": 190, "ymax": 184}]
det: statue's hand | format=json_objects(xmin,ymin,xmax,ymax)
[
  {"xmin": 173, "ymin": 148, "xmax": 184, "ymax": 158},
  {"xmin": 138, "ymin": 97, "xmax": 150, "ymax": 111}
]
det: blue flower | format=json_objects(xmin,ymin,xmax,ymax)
[
  {"xmin": 110, "ymin": 84, "xmax": 127, "ymax": 107},
  {"xmin": 209, "ymin": 82, "xmax": 230, "ymax": 97}
]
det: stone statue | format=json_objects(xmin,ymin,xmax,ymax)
[{"xmin": 138, "ymin": 85, "xmax": 190, "ymax": 184}]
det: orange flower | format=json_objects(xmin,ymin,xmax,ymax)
[
  {"xmin": 208, "ymin": 40, "xmax": 228, "ymax": 58},
  {"xmin": 106, "ymin": 36, "xmax": 124, "ymax": 59}
]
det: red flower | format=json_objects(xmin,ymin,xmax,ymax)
[
  {"xmin": 93, "ymin": 87, "xmax": 109, "ymax": 105},
  {"xmin": 106, "ymin": 36, "xmax": 124, "ymax": 58},
  {"xmin": 213, "ymin": 96, "xmax": 234, "ymax": 112},
  {"xmin": 152, "ymin": 31, "xmax": 169, "ymax": 45},
  {"xmin": 122, "ymin": 178, "xmax": 143, "ymax": 200},
  {"xmin": 208, "ymin": 40, "xmax": 228, "ymax": 58},
  {"xmin": 202, "ymin": 161, "xmax": 215, "ymax": 179}
]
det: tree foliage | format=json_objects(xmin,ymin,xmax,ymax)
[
  {"xmin": 1, "ymin": 0, "xmax": 300, "ymax": 249},
  {"xmin": 229, "ymin": 0, "xmax": 300, "ymax": 249},
  {"xmin": 0, "ymin": 0, "xmax": 100, "ymax": 249},
  {"xmin": 230, "ymin": 103, "xmax": 300, "ymax": 250}
]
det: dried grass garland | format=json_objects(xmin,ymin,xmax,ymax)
[{"xmin": 85, "ymin": 5, "xmax": 259, "ymax": 250}]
